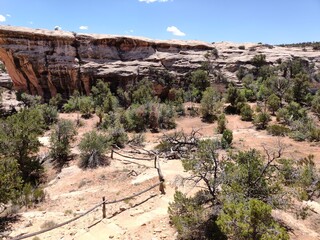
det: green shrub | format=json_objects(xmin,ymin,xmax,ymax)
[
  {"xmin": 49, "ymin": 93, "xmax": 63, "ymax": 109},
  {"xmin": 132, "ymin": 78, "xmax": 155, "ymax": 104},
  {"xmin": 79, "ymin": 96, "xmax": 94, "ymax": 118},
  {"xmin": 91, "ymin": 80, "xmax": 118, "ymax": 112},
  {"xmin": 309, "ymin": 127, "xmax": 320, "ymax": 142},
  {"xmin": 288, "ymin": 118, "xmax": 320, "ymax": 142},
  {"xmin": 267, "ymin": 94, "xmax": 280, "ymax": 114},
  {"xmin": 78, "ymin": 131, "xmax": 110, "ymax": 169},
  {"xmin": 18, "ymin": 93, "xmax": 42, "ymax": 108},
  {"xmin": 251, "ymin": 54, "xmax": 267, "ymax": 67},
  {"xmin": 221, "ymin": 129, "xmax": 233, "ymax": 149},
  {"xmin": 0, "ymin": 157, "xmax": 23, "ymax": 205},
  {"xmin": 254, "ymin": 111, "xmax": 271, "ymax": 130},
  {"xmin": 200, "ymin": 87, "xmax": 222, "ymax": 122},
  {"xmin": 168, "ymin": 191, "xmax": 207, "ymax": 240},
  {"xmin": 240, "ymin": 104, "xmax": 253, "ymax": 121},
  {"xmin": 49, "ymin": 119, "xmax": 77, "ymax": 165},
  {"xmin": 20, "ymin": 183, "xmax": 45, "ymax": 207},
  {"xmin": 40, "ymin": 220, "xmax": 57, "ymax": 230},
  {"xmin": 107, "ymin": 122, "xmax": 128, "ymax": 148},
  {"xmin": 191, "ymin": 69, "xmax": 210, "ymax": 93},
  {"xmin": 238, "ymin": 45, "xmax": 245, "ymax": 50},
  {"xmin": 159, "ymin": 104, "xmax": 176, "ymax": 129},
  {"xmin": 129, "ymin": 133, "xmax": 145, "ymax": 147},
  {"xmin": 121, "ymin": 103, "xmax": 176, "ymax": 132},
  {"xmin": 217, "ymin": 114, "xmax": 227, "ymax": 134},
  {"xmin": 217, "ymin": 199, "xmax": 289, "ymax": 240},
  {"xmin": 267, "ymin": 124, "xmax": 290, "ymax": 136},
  {"xmin": 39, "ymin": 104, "xmax": 58, "ymax": 127},
  {"xmin": 63, "ymin": 91, "xmax": 81, "ymax": 112}
]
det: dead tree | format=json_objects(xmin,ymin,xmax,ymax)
[{"xmin": 158, "ymin": 129, "xmax": 202, "ymax": 159}]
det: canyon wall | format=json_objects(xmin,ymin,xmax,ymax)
[
  {"xmin": 0, "ymin": 26, "xmax": 319, "ymax": 99},
  {"xmin": 0, "ymin": 26, "xmax": 214, "ymax": 99}
]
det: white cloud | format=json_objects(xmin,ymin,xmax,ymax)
[
  {"xmin": 139, "ymin": 0, "xmax": 171, "ymax": 3},
  {"xmin": 6, "ymin": 14, "xmax": 11, "ymax": 17},
  {"xmin": 28, "ymin": 21, "xmax": 33, "ymax": 25},
  {"xmin": 79, "ymin": 26, "xmax": 88, "ymax": 30},
  {"xmin": 0, "ymin": 15, "xmax": 6, "ymax": 22},
  {"xmin": 167, "ymin": 26, "xmax": 186, "ymax": 36}
]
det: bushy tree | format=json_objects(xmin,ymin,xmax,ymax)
[
  {"xmin": 291, "ymin": 73, "xmax": 310, "ymax": 103},
  {"xmin": 168, "ymin": 191, "xmax": 211, "ymax": 240},
  {"xmin": 106, "ymin": 121, "xmax": 128, "ymax": 148},
  {"xmin": 158, "ymin": 103, "xmax": 176, "ymax": 129},
  {"xmin": 63, "ymin": 91, "xmax": 81, "ymax": 112},
  {"xmin": 276, "ymin": 101, "xmax": 307, "ymax": 124},
  {"xmin": 91, "ymin": 80, "xmax": 118, "ymax": 112},
  {"xmin": 0, "ymin": 157, "xmax": 23, "ymax": 206},
  {"xmin": 191, "ymin": 69, "xmax": 210, "ymax": 93},
  {"xmin": 226, "ymin": 84, "xmax": 247, "ymax": 113},
  {"xmin": 39, "ymin": 104, "xmax": 58, "ymax": 127},
  {"xmin": 226, "ymin": 84, "xmax": 238, "ymax": 107},
  {"xmin": 221, "ymin": 129, "xmax": 233, "ymax": 149},
  {"xmin": 267, "ymin": 76, "xmax": 290, "ymax": 105},
  {"xmin": 267, "ymin": 124, "xmax": 290, "ymax": 136},
  {"xmin": 121, "ymin": 104, "xmax": 147, "ymax": 132},
  {"xmin": 132, "ymin": 79, "xmax": 155, "ymax": 104},
  {"xmin": 49, "ymin": 119, "xmax": 77, "ymax": 166},
  {"xmin": 0, "ymin": 108, "xmax": 44, "ymax": 182},
  {"xmin": 251, "ymin": 54, "xmax": 267, "ymax": 68},
  {"xmin": 224, "ymin": 148, "xmax": 287, "ymax": 206},
  {"xmin": 217, "ymin": 199, "xmax": 289, "ymax": 240},
  {"xmin": 217, "ymin": 114, "xmax": 227, "ymax": 134},
  {"xmin": 267, "ymin": 94, "xmax": 281, "ymax": 115},
  {"xmin": 200, "ymin": 87, "xmax": 222, "ymax": 122},
  {"xmin": 182, "ymin": 139, "xmax": 223, "ymax": 203},
  {"xmin": 253, "ymin": 111, "xmax": 271, "ymax": 130},
  {"xmin": 78, "ymin": 131, "xmax": 110, "ymax": 169},
  {"xmin": 49, "ymin": 93, "xmax": 63, "ymax": 109},
  {"xmin": 240, "ymin": 104, "xmax": 253, "ymax": 121},
  {"xmin": 79, "ymin": 96, "xmax": 94, "ymax": 118},
  {"xmin": 18, "ymin": 93, "xmax": 42, "ymax": 108}
]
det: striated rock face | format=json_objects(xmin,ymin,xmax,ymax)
[
  {"xmin": 0, "ymin": 26, "xmax": 319, "ymax": 99},
  {"xmin": 0, "ymin": 26, "xmax": 214, "ymax": 99}
]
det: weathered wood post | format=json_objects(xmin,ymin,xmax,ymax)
[
  {"xmin": 155, "ymin": 155, "xmax": 166, "ymax": 195},
  {"xmin": 111, "ymin": 149, "xmax": 114, "ymax": 159},
  {"xmin": 154, "ymin": 155, "xmax": 157, "ymax": 168},
  {"xmin": 102, "ymin": 197, "xmax": 106, "ymax": 218}
]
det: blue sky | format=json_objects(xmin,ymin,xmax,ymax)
[{"xmin": 0, "ymin": 0, "xmax": 320, "ymax": 44}]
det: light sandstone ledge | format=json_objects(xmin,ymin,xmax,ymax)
[{"xmin": 0, "ymin": 26, "xmax": 319, "ymax": 99}]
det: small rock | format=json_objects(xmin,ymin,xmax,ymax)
[{"xmin": 24, "ymin": 220, "xmax": 32, "ymax": 228}]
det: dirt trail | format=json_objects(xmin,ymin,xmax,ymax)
[{"xmin": 7, "ymin": 114, "xmax": 320, "ymax": 240}]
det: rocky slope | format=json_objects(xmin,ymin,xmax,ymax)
[{"xmin": 0, "ymin": 26, "xmax": 319, "ymax": 100}]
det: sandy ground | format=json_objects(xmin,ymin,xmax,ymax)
[{"xmin": 5, "ymin": 111, "xmax": 320, "ymax": 240}]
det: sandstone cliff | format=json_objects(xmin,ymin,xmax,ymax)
[{"xmin": 0, "ymin": 26, "xmax": 319, "ymax": 99}]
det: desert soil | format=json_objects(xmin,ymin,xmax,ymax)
[{"xmin": 6, "ymin": 111, "xmax": 320, "ymax": 240}]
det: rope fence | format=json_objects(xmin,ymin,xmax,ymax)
[
  {"xmin": 111, "ymin": 149, "xmax": 154, "ymax": 161},
  {"xmin": 11, "ymin": 182, "xmax": 163, "ymax": 240},
  {"xmin": 11, "ymin": 151, "xmax": 166, "ymax": 240}
]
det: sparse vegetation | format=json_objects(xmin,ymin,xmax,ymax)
[
  {"xmin": 1, "ymin": 39, "xmax": 320, "ymax": 239},
  {"xmin": 40, "ymin": 220, "xmax": 57, "ymax": 230}
]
